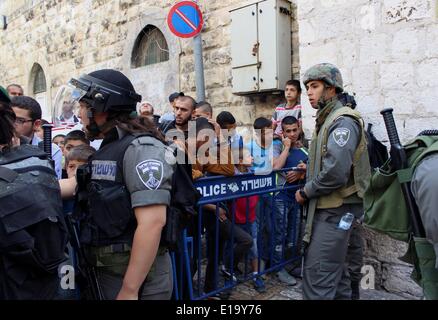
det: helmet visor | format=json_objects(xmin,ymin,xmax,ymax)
[{"xmin": 52, "ymin": 84, "xmax": 87, "ymax": 128}]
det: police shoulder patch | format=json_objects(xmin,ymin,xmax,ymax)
[
  {"xmin": 332, "ymin": 128, "xmax": 351, "ymax": 147},
  {"xmin": 136, "ymin": 159, "xmax": 164, "ymax": 190}
]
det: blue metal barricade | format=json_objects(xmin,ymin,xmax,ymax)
[{"xmin": 172, "ymin": 168, "xmax": 304, "ymax": 300}]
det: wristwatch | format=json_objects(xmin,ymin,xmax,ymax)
[{"xmin": 299, "ymin": 188, "xmax": 308, "ymax": 201}]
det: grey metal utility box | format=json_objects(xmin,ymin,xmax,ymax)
[{"xmin": 230, "ymin": 0, "xmax": 292, "ymax": 94}]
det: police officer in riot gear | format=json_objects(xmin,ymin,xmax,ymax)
[
  {"xmin": 0, "ymin": 86, "xmax": 69, "ymax": 299},
  {"xmin": 295, "ymin": 64, "xmax": 371, "ymax": 300},
  {"xmin": 58, "ymin": 69, "xmax": 175, "ymax": 300}
]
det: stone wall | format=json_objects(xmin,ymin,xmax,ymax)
[
  {"xmin": 296, "ymin": 0, "xmax": 438, "ymax": 298},
  {"xmin": 0, "ymin": 0, "xmax": 300, "ymax": 134},
  {"xmin": 297, "ymin": 0, "xmax": 438, "ymax": 144}
]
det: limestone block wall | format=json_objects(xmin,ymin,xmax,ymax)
[{"xmin": 297, "ymin": 0, "xmax": 438, "ymax": 144}]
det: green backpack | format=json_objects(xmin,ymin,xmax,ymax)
[
  {"xmin": 364, "ymin": 135, "xmax": 438, "ymax": 241},
  {"xmin": 363, "ymin": 134, "xmax": 438, "ymax": 299}
]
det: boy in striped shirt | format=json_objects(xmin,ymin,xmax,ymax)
[{"xmin": 272, "ymin": 80, "xmax": 302, "ymax": 138}]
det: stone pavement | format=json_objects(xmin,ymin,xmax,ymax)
[{"xmin": 228, "ymin": 273, "xmax": 415, "ymax": 300}]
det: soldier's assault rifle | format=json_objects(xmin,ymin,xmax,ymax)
[
  {"xmin": 380, "ymin": 108, "xmax": 426, "ymax": 238},
  {"xmin": 42, "ymin": 124, "xmax": 103, "ymax": 300}
]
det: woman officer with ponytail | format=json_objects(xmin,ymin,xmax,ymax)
[{"xmin": 58, "ymin": 70, "xmax": 175, "ymax": 300}]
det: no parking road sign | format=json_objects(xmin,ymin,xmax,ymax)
[{"xmin": 167, "ymin": 1, "xmax": 204, "ymax": 38}]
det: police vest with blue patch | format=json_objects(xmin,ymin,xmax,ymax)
[{"xmin": 78, "ymin": 131, "xmax": 200, "ymax": 250}]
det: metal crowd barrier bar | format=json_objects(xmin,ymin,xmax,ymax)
[{"xmin": 171, "ymin": 168, "xmax": 305, "ymax": 300}]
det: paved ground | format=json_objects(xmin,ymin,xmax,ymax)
[
  {"xmin": 189, "ymin": 249, "xmax": 417, "ymax": 301},
  {"xmin": 227, "ymin": 273, "xmax": 410, "ymax": 300}
]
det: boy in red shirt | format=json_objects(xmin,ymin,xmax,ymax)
[{"xmin": 228, "ymin": 153, "xmax": 266, "ymax": 293}]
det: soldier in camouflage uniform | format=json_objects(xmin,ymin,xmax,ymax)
[{"xmin": 295, "ymin": 63, "xmax": 371, "ymax": 300}]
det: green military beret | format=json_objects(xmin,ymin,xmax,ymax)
[{"xmin": 0, "ymin": 85, "xmax": 11, "ymax": 104}]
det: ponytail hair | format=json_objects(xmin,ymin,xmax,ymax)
[{"xmin": 113, "ymin": 112, "xmax": 165, "ymax": 143}]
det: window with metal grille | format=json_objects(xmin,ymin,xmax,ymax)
[
  {"xmin": 32, "ymin": 64, "xmax": 46, "ymax": 94},
  {"xmin": 131, "ymin": 25, "xmax": 169, "ymax": 68}
]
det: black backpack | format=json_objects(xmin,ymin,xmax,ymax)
[
  {"xmin": 338, "ymin": 93, "xmax": 389, "ymax": 170},
  {"xmin": 365, "ymin": 123, "xmax": 389, "ymax": 169},
  {"xmin": 162, "ymin": 160, "xmax": 200, "ymax": 250},
  {"xmin": 0, "ymin": 145, "xmax": 69, "ymax": 276}
]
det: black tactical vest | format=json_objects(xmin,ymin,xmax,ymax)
[
  {"xmin": 0, "ymin": 145, "xmax": 68, "ymax": 299},
  {"xmin": 78, "ymin": 129, "xmax": 200, "ymax": 250},
  {"xmin": 79, "ymin": 132, "xmax": 149, "ymax": 247}
]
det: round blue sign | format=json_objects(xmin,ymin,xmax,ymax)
[{"xmin": 167, "ymin": 1, "xmax": 204, "ymax": 38}]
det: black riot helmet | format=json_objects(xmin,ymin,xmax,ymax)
[
  {"xmin": 53, "ymin": 69, "xmax": 142, "ymax": 140},
  {"xmin": 53, "ymin": 69, "xmax": 141, "ymax": 123},
  {"xmin": 72, "ymin": 69, "xmax": 141, "ymax": 113}
]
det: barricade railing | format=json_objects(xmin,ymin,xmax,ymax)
[{"xmin": 172, "ymin": 167, "xmax": 305, "ymax": 300}]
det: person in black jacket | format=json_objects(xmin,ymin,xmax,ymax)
[{"xmin": 0, "ymin": 86, "xmax": 68, "ymax": 300}]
